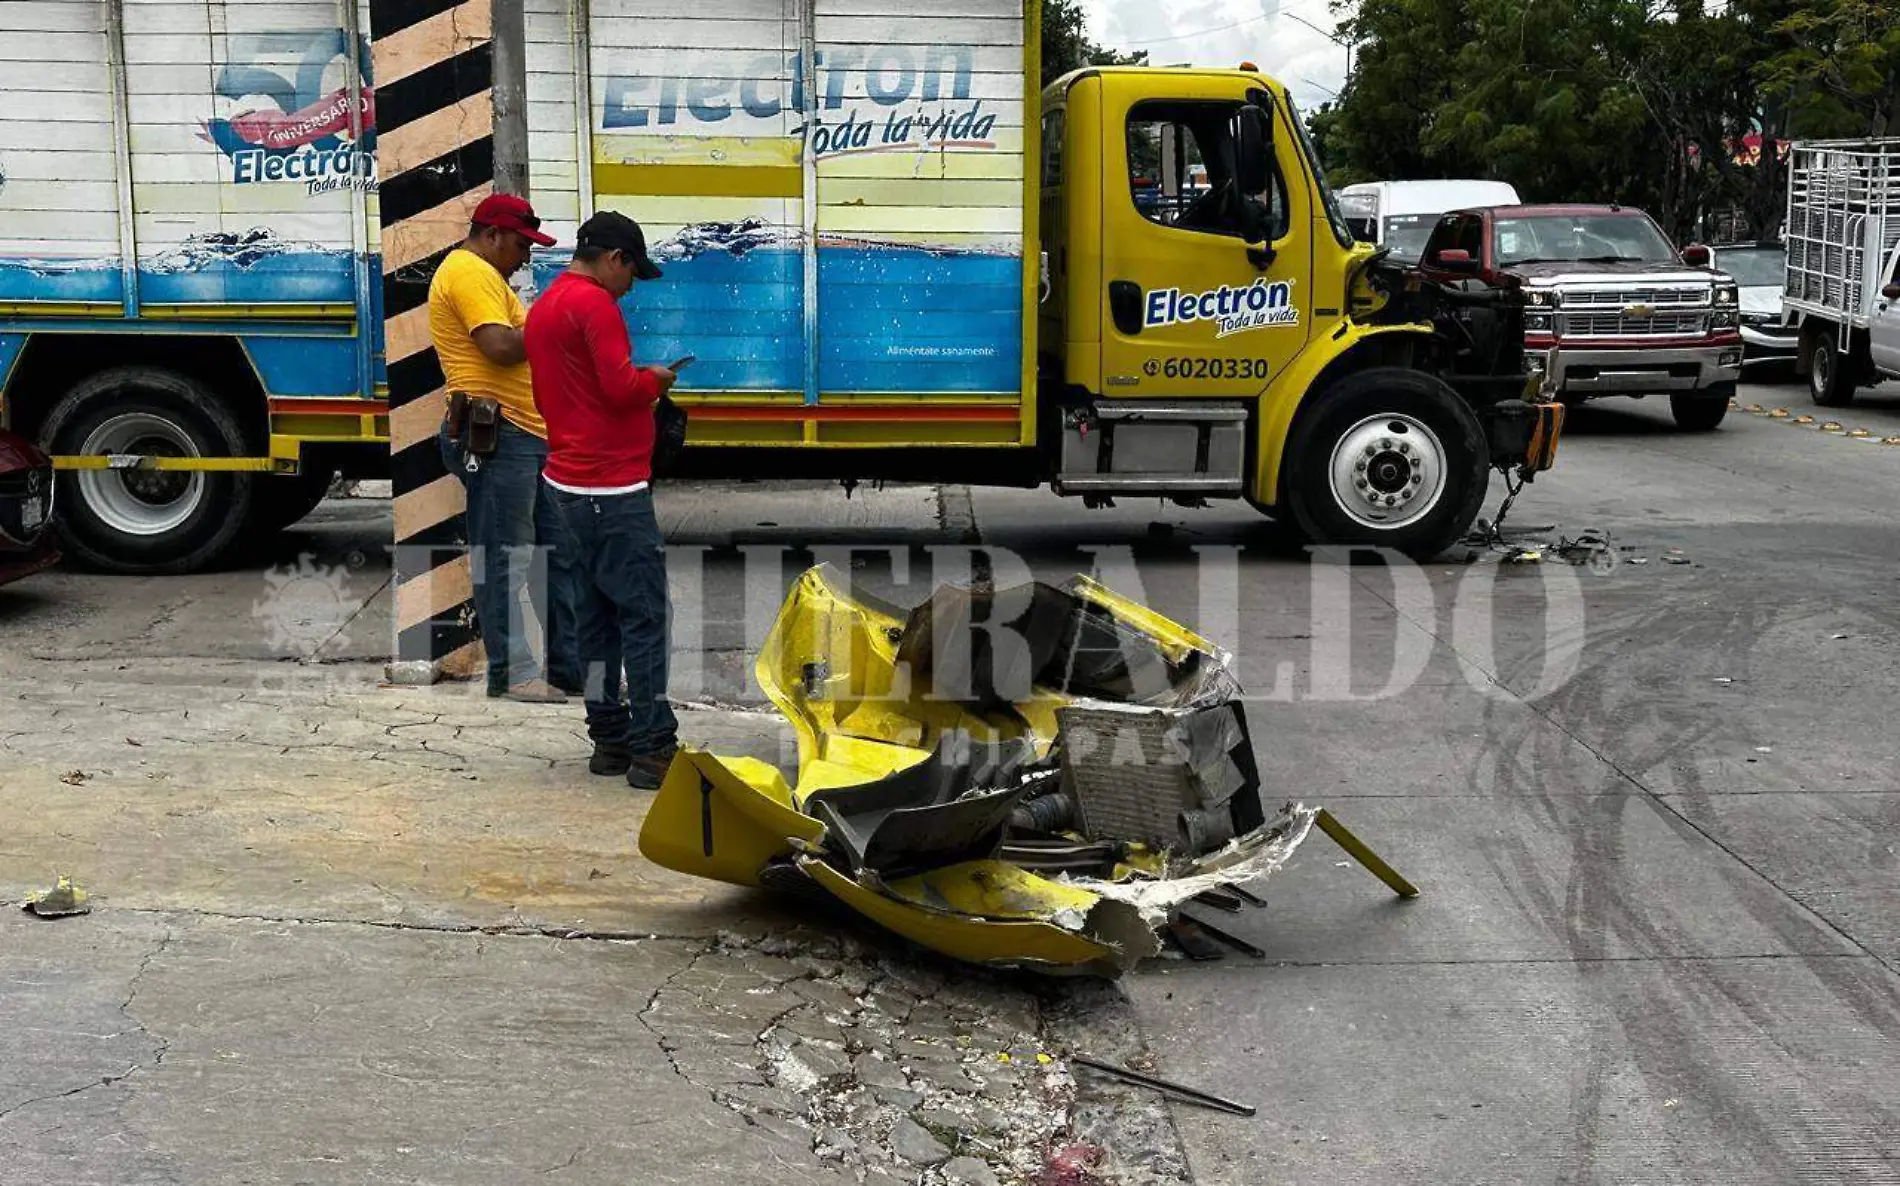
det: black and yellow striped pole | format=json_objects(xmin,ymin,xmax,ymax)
[{"xmin": 371, "ymin": 0, "xmax": 528, "ymax": 683}]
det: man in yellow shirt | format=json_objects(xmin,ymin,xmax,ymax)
[{"xmin": 430, "ymin": 194, "xmax": 575, "ymax": 702}]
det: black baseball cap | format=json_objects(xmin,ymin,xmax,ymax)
[{"xmin": 576, "ymin": 211, "xmax": 662, "ymax": 280}]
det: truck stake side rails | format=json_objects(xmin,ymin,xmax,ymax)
[{"xmin": 1783, "ymin": 138, "xmax": 1900, "ymax": 407}]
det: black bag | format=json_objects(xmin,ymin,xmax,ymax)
[
  {"xmin": 465, "ymin": 396, "xmax": 503, "ymax": 457},
  {"xmin": 653, "ymin": 393, "xmax": 688, "ymax": 477},
  {"xmin": 444, "ymin": 391, "xmax": 502, "ymax": 458}
]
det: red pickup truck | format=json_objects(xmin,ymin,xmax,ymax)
[
  {"xmin": 0, "ymin": 428, "xmax": 59, "ymax": 587},
  {"xmin": 1418, "ymin": 204, "xmax": 1743, "ymax": 430}
]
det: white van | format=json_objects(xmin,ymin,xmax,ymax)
[{"xmin": 1337, "ymin": 180, "xmax": 1523, "ymax": 263}]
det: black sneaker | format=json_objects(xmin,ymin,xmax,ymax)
[
  {"xmin": 589, "ymin": 743, "xmax": 633, "ymax": 777},
  {"xmin": 625, "ymin": 746, "xmax": 679, "ymax": 791}
]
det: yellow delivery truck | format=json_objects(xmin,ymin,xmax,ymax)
[{"xmin": 536, "ymin": 0, "xmax": 1556, "ymax": 556}]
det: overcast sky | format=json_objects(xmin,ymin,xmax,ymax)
[{"xmin": 1084, "ymin": 0, "xmax": 1352, "ymax": 112}]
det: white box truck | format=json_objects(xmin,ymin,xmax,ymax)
[{"xmin": 1336, "ymin": 179, "xmax": 1521, "ymax": 264}]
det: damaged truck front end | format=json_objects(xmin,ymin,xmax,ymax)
[{"xmin": 640, "ymin": 565, "xmax": 1411, "ymax": 975}]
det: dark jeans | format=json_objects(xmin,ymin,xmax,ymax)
[
  {"xmin": 549, "ymin": 485, "xmax": 679, "ymax": 754},
  {"xmin": 439, "ymin": 419, "xmax": 579, "ymax": 693}
]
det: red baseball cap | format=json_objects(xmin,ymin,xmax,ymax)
[{"xmin": 471, "ymin": 193, "xmax": 555, "ymax": 246}]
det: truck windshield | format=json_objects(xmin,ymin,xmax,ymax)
[
  {"xmin": 1285, "ymin": 95, "xmax": 1354, "ymax": 247},
  {"xmin": 1381, "ymin": 214, "xmax": 1438, "ymax": 262},
  {"xmin": 1494, "ymin": 214, "xmax": 1677, "ymax": 266}
]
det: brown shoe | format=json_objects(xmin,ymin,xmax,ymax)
[
  {"xmin": 625, "ymin": 746, "xmax": 679, "ymax": 791},
  {"xmin": 503, "ymin": 678, "xmax": 569, "ymax": 704}
]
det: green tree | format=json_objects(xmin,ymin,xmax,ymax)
[
  {"xmin": 1041, "ymin": 0, "xmax": 1147, "ymax": 87},
  {"xmin": 1318, "ymin": 0, "xmax": 1817, "ymax": 241},
  {"xmin": 1761, "ymin": 0, "xmax": 1900, "ymax": 136}
]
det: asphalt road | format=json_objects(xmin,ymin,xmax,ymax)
[{"xmin": 3, "ymin": 374, "xmax": 1898, "ymax": 1183}]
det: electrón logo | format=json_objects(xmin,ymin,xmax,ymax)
[
  {"xmin": 602, "ymin": 45, "xmax": 999, "ymax": 159},
  {"xmin": 199, "ymin": 30, "xmax": 377, "ymax": 197},
  {"xmin": 1145, "ymin": 279, "xmax": 1300, "ymax": 338},
  {"xmin": 604, "ymin": 46, "xmax": 977, "ymax": 127}
]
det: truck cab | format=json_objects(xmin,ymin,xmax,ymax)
[{"xmin": 1030, "ymin": 68, "xmax": 1554, "ymax": 555}]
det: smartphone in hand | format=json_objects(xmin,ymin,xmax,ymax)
[{"xmin": 668, "ymin": 354, "xmax": 696, "ymax": 372}]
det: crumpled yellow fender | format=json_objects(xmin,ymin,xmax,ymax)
[
  {"xmin": 800, "ymin": 858, "xmax": 1137, "ymax": 975},
  {"xmin": 638, "ymin": 750, "xmax": 822, "ymax": 889},
  {"xmin": 635, "ymin": 563, "xmax": 1282, "ymax": 974}
]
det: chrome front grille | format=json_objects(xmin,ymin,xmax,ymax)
[
  {"xmin": 1560, "ymin": 286, "xmax": 1711, "ymax": 309},
  {"xmin": 1559, "ymin": 310, "xmax": 1708, "ymax": 337},
  {"xmin": 1551, "ymin": 284, "xmax": 1714, "ymax": 338},
  {"xmin": 0, "ymin": 467, "xmax": 50, "ymax": 498}
]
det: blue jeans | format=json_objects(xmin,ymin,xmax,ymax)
[
  {"xmin": 439, "ymin": 419, "xmax": 579, "ymax": 693},
  {"xmin": 548, "ymin": 485, "xmax": 679, "ymax": 754}
]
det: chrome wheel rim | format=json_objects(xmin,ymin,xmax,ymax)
[
  {"xmin": 1327, "ymin": 413, "xmax": 1448, "ymax": 530},
  {"xmin": 75, "ymin": 413, "xmax": 205, "ymax": 537}
]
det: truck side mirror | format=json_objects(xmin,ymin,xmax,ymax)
[
  {"xmin": 1234, "ymin": 107, "xmax": 1271, "ymax": 197},
  {"xmin": 1883, "ymin": 282, "xmax": 1900, "ymax": 302},
  {"xmin": 1432, "ymin": 248, "xmax": 1478, "ymax": 273},
  {"xmin": 1682, "ymin": 243, "xmax": 1711, "ymax": 267}
]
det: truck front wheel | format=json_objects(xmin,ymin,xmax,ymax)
[
  {"xmin": 42, "ymin": 366, "xmax": 257, "ymax": 574},
  {"xmin": 1281, "ymin": 368, "xmax": 1489, "ymax": 560},
  {"xmin": 1670, "ymin": 388, "xmax": 1731, "ymax": 431}
]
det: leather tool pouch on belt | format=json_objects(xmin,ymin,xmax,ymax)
[{"xmin": 445, "ymin": 391, "xmax": 503, "ymax": 458}]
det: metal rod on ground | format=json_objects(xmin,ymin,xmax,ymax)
[
  {"xmin": 1072, "ymin": 1054, "xmax": 1256, "ymax": 1117},
  {"xmin": 1227, "ymin": 883, "xmax": 1268, "ymax": 907},
  {"xmin": 1192, "ymin": 889, "xmax": 1243, "ymax": 913},
  {"xmin": 1315, "ymin": 809, "xmax": 1420, "ymax": 898},
  {"xmin": 1182, "ymin": 911, "xmax": 1265, "ymax": 959}
]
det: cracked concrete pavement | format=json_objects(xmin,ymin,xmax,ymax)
[
  {"xmin": 0, "ymin": 660, "xmax": 1186, "ymax": 1185},
  {"xmin": 0, "ymin": 480, "xmax": 1184, "ymax": 1186},
  {"xmin": 7, "ymin": 387, "xmax": 1900, "ymax": 1184}
]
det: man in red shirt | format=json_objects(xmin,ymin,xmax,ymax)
[{"xmin": 525, "ymin": 211, "xmax": 680, "ymax": 788}]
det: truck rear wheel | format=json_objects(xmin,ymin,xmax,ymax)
[
  {"xmin": 1808, "ymin": 328, "xmax": 1856, "ymax": 407},
  {"xmin": 42, "ymin": 366, "xmax": 257, "ymax": 574},
  {"xmin": 1280, "ymin": 367, "xmax": 1489, "ymax": 560}
]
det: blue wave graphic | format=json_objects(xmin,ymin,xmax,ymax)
[
  {"xmin": 5, "ymin": 241, "xmax": 1024, "ymax": 396},
  {"xmin": 0, "ymin": 258, "xmax": 123, "ymax": 303},
  {"xmin": 142, "ymin": 253, "xmax": 355, "ymax": 304},
  {"xmin": 531, "ymin": 244, "xmax": 1021, "ymax": 393}
]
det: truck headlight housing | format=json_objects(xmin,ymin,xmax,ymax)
[
  {"xmin": 1712, "ymin": 309, "xmax": 1739, "ymax": 329},
  {"xmin": 1525, "ymin": 290, "xmax": 1555, "ymax": 308},
  {"xmin": 1714, "ymin": 284, "xmax": 1738, "ymax": 307},
  {"xmin": 1525, "ymin": 312, "xmax": 1553, "ymax": 331}
]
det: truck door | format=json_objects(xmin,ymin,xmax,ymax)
[
  {"xmin": 1871, "ymin": 245, "xmax": 1900, "ymax": 377},
  {"xmin": 1098, "ymin": 86, "xmax": 1312, "ymax": 397}
]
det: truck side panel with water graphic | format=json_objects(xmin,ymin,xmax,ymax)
[{"xmin": 0, "ymin": 0, "xmax": 383, "ymax": 574}]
